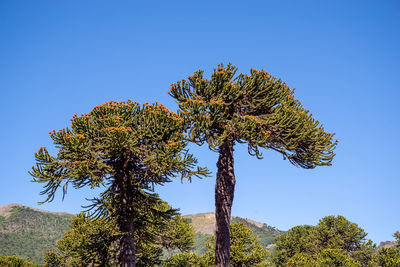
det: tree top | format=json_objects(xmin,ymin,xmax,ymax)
[
  {"xmin": 169, "ymin": 63, "xmax": 337, "ymax": 168},
  {"xmin": 30, "ymin": 100, "xmax": 209, "ymax": 203}
]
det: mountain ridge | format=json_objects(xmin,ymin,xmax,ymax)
[
  {"xmin": 0, "ymin": 203, "xmax": 70, "ymax": 218},
  {"xmin": 0, "ymin": 203, "xmax": 73, "ymax": 264}
]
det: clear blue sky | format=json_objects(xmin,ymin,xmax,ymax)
[{"xmin": 1, "ymin": 0, "xmax": 399, "ymax": 244}]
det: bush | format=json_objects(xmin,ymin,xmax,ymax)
[
  {"xmin": 372, "ymin": 247, "xmax": 400, "ymax": 267},
  {"xmin": 162, "ymin": 252, "xmax": 205, "ymax": 267},
  {"xmin": 286, "ymin": 253, "xmax": 316, "ymax": 267},
  {"xmin": 0, "ymin": 254, "xmax": 38, "ymax": 267}
]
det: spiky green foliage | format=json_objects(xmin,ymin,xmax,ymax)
[
  {"xmin": 43, "ymin": 251, "xmax": 61, "ymax": 267},
  {"xmin": 316, "ymin": 249, "xmax": 361, "ymax": 267},
  {"xmin": 29, "ymin": 100, "xmax": 208, "ymax": 265},
  {"xmin": 229, "ymin": 222, "xmax": 271, "ymax": 266},
  {"xmin": 161, "ymin": 252, "xmax": 206, "ymax": 267},
  {"xmin": 164, "ymin": 222, "xmax": 271, "ymax": 266},
  {"xmin": 373, "ymin": 247, "xmax": 400, "ymax": 267},
  {"xmin": 395, "ymin": 232, "xmax": 400, "ymax": 249},
  {"xmin": 45, "ymin": 198, "xmax": 195, "ymax": 266},
  {"xmin": 169, "ymin": 63, "xmax": 337, "ymax": 167},
  {"xmin": 286, "ymin": 253, "xmax": 317, "ymax": 267},
  {"xmin": 160, "ymin": 214, "xmax": 195, "ymax": 253},
  {"xmin": 0, "ymin": 254, "xmax": 38, "ymax": 267},
  {"xmin": 372, "ymin": 232, "xmax": 400, "ymax": 267},
  {"xmin": 202, "ymin": 222, "xmax": 271, "ymax": 267},
  {"xmin": 54, "ymin": 213, "xmax": 119, "ymax": 266},
  {"xmin": 30, "ymin": 100, "xmax": 207, "ymax": 206},
  {"xmin": 273, "ymin": 215, "xmax": 375, "ymax": 266},
  {"xmin": 273, "ymin": 225, "xmax": 317, "ymax": 264}
]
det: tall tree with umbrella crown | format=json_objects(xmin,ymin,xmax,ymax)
[
  {"xmin": 30, "ymin": 100, "xmax": 209, "ymax": 267},
  {"xmin": 169, "ymin": 63, "xmax": 337, "ymax": 266}
]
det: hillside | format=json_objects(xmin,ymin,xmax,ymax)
[
  {"xmin": 0, "ymin": 205, "xmax": 284, "ymax": 264},
  {"xmin": 0, "ymin": 204, "xmax": 73, "ymax": 265},
  {"xmin": 184, "ymin": 212, "xmax": 284, "ymax": 254}
]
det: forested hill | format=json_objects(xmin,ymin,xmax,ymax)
[
  {"xmin": 0, "ymin": 204, "xmax": 283, "ymax": 264},
  {"xmin": 0, "ymin": 204, "xmax": 73, "ymax": 265},
  {"xmin": 184, "ymin": 212, "xmax": 285, "ymax": 254}
]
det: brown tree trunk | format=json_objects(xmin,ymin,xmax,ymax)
[
  {"xmin": 215, "ymin": 141, "xmax": 235, "ymax": 267},
  {"xmin": 115, "ymin": 159, "xmax": 137, "ymax": 267},
  {"xmin": 119, "ymin": 219, "xmax": 136, "ymax": 267}
]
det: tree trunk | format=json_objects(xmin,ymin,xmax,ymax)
[
  {"xmin": 116, "ymin": 160, "xmax": 137, "ymax": 267},
  {"xmin": 215, "ymin": 141, "xmax": 235, "ymax": 267},
  {"xmin": 119, "ymin": 219, "xmax": 136, "ymax": 267}
]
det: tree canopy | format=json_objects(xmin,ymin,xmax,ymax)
[
  {"xmin": 30, "ymin": 100, "xmax": 207, "ymax": 204},
  {"xmin": 0, "ymin": 255, "xmax": 37, "ymax": 267},
  {"xmin": 372, "ymin": 231, "xmax": 400, "ymax": 267},
  {"xmin": 273, "ymin": 215, "xmax": 375, "ymax": 266},
  {"xmin": 169, "ymin": 63, "xmax": 337, "ymax": 167}
]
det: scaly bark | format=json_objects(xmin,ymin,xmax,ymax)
[
  {"xmin": 116, "ymin": 159, "xmax": 136, "ymax": 267},
  {"xmin": 215, "ymin": 141, "xmax": 235, "ymax": 267},
  {"xmin": 119, "ymin": 218, "xmax": 136, "ymax": 267}
]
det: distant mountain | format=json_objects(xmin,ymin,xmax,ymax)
[
  {"xmin": 0, "ymin": 204, "xmax": 73, "ymax": 265},
  {"xmin": 184, "ymin": 212, "xmax": 284, "ymax": 254}
]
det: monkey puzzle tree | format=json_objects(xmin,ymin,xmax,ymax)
[
  {"xmin": 273, "ymin": 215, "xmax": 375, "ymax": 266},
  {"xmin": 373, "ymin": 232, "xmax": 400, "ymax": 267},
  {"xmin": 29, "ymin": 100, "xmax": 208, "ymax": 267},
  {"xmin": 169, "ymin": 63, "xmax": 337, "ymax": 266}
]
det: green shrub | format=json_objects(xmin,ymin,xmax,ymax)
[
  {"xmin": 0, "ymin": 254, "xmax": 38, "ymax": 267},
  {"xmin": 162, "ymin": 252, "xmax": 205, "ymax": 267}
]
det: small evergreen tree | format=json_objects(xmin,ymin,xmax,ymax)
[
  {"xmin": 273, "ymin": 225, "xmax": 317, "ymax": 264},
  {"xmin": 54, "ymin": 213, "xmax": 118, "ymax": 265},
  {"xmin": 395, "ymin": 232, "xmax": 400, "ymax": 249},
  {"xmin": 373, "ymin": 247, "xmax": 400, "ymax": 267},
  {"xmin": 201, "ymin": 222, "xmax": 270, "ymax": 267},
  {"xmin": 43, "ymin": 251, "xmax": 61, "ymax": 267},
  {"xmin": 0, "ymin": 254, "xmax": 37, "ymax": 267},
  {"xmin": 286, "ymin": 253, "xmax": 316, "ymax": 267},
  {"xmin": 162, "ymin": 252, "xmax": 205, "ymax": 267},
  {"xmin": 316, "ymin": 249, "xmax": 361, "ymax": 267},
  {"xmin": 45, "ymin": 197, "xmax": 194, "ymax": 266},
  {"xmin": 30, "ymin": 100, "xmax": 208, "ymax": 267},
  {"xmin": 315, "ymin": 215, "xmax": 375, "ymax": 265},
  {"xmin": 372, "ymin": 231, "xmax": 400, "ymax": 267},
  {"xmin": 273, "ymin": 215, "xmax": 375, "ymax": 266},
  {"xmin": 169, "ymin": 63, "xmax": 337, "ymax": 266}
]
